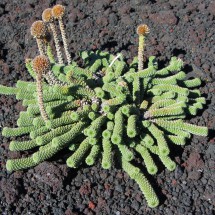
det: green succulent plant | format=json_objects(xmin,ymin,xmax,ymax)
[{"xmin": 0, "ymin": 5, "xmax": 208, "ymax": 208}]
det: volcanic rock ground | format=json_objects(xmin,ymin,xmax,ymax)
[{"xmin": 0, "ymin": 0, "xmax": 215, "ymax": 214}]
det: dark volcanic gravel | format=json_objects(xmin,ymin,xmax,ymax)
[{"xmin": 0, "ymin": 0, "xmax": 215, "ymax": 214}]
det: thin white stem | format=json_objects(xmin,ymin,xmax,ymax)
[
  {"xmin": 109, "ymin": 54, "xmax": 122, "ymax": 68},
  {"xmin": 59, "ymin": 18, "xmax": 71, "ymax": 65},
  {"xmin": 50, "ymin": 22, "xmax": 64, "ymax": 64}
]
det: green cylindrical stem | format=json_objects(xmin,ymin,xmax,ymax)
[
  {"xmin": 66, "ymin": 138, "xmax": 91, "ymax": 168},
  {"xmin": 121, "ymin": 159, "xmax": 159, "ymax": 208},
  {"xmin": 111, "ymin": 109, "xmax": 124, "ymax": 144},
  {"xmin": 6, "ymin": 157, "xmax": 37, "ymax": 171},
  {"xmin": 9, "ymin": 140, "xmax": 38, "ymax": 151},
  {"xmin": 103, "ymin": 95, "xmax": 125, "ymax": 106},
  {"xmin": 135, "ymin": 144, "xmax": 157, "ymax": 175},
  {"xmin": 149, "ymin": 99, "xmax": 175, "ymax": 110},
  {"xmin": 136, "ymin": 67, "xmax": 156, "ymax": 78},
  {"xmin": 151, "ymin": 91, "xmax": 176, "ymax": 103},
  {"xmin": 182, "ymin": 78, "xmax": 201, "ymax": 88},
  {"xmin": 159, "ymin": 155, "xmax": 176, "ymax": 171},
  {"xmin": 133, "ymin": 76, "xmax": 140, "ymax": 105},
  {"xmin": 0, "ymin": 85, "xmax": 17, "ymax": 95},
  {"xmin": 102, "ymin": 129, "xmax": 112, "ymax": 139},
  {"xmin": 167, "ymin": 135, "xmax": 186, "ymax": 145},
  {"xmin": 76, "ymin": 87, "xmax": 96, "ymax": 98},
  {"xmin": 181, "ymin": 122, "xmax": 208, "ymax": 136},
  {"xmin": 88, "ymin": 111, "xmax": 99, "ymax": 120},
  {"xmin": 107, "ymin": 121, "xmax": 114, "ymax": 131},
  {"xmin": 140, "ymin": 100, "xmax": 148, "ymax": 110},
  {"xmin": 33, "ymin": 116, "xmax": 45, "ymax": 127},
  {"xmin": 103, "ymin": 71, "xmax": 115, "ymax": 83},
  {"xmin": 89, "ymin": 59, "xmax": 102, "ymax": 73},
  {"xmin": 16, "ymin": 90, "xmax": 35, "ymax": 100},
  {"xmin": 23, "ymin": 99, "xmax": 37, "ymax": 106},
  {"xmin": 49, "ymin": 100, "xmax": 81, "ymax": 115},
  {"xmin": 94, "ymin": 87, "xmax": 105, "ymax": 98},
  {"xmin": 127, "ymin": 115, "xmax": 138, "ymax": 138},
  {"xmin": 115, "ymin": 61, "xmax": 126, "ymax": 78},
  {"xmin": 146, "ymin": 106, "xmax": 184, "ymax": 118},
  {"xmin": 88, "ymin": 137, "xmax": 98, "ymax": 145},
  {"xmin": 33, "ymin": 145, "xmax": 59, "ymax": 163},
  {"xmin": 30, "ymin": 126, "xmax": 50, "ymax": 139},
  {"xmin": 35, "ymin": 92, "xmax": 68, "ymax": 102},
  {"xmin": 46, "ymin": 43, "xmax": 55, "ymax": 63},
  {"xmin": 102, "ymin": 105, "xmax": 116, "ymax": 113},
  {"xmin": 146, "ymin": 123, "xmax": 169, "ymax": 156},
  {"xmin": 140, "ymin": 134, "xmax": 154, "ymax": 147},
  {"xmin": 91, "ymin": 103, "xmax": 99, "ymax": 112},
  {"xmin": 2, "ymin": 126, "xmax": 33, "ymax": 137},
  {"xmin": 25, "ymin": 60, "xmax": 36, "ymax": 78},
  {"xmin": 152, "ymin": 84, "xmax": 189, "ymax": 96},
  {"xmin": 17, "ymin": 116, "xmax": 33, "ymax": 127},
  {"xmin": 121, "ymin": 105, "xmax": 138, "ymax": 117},
  {"xmin": 52, "ymin": 122, "xmax": 87, "ymax": 148},
  {"xmin": 46, "ymin": 116, "xmax": 75, "ymax": 129},
  {"xmin": 85, "ymin": 145, "xmax": 100, "ymax": 165},
  {"xmin": 36, "ymin": 124, "xmax": 72, "ymax": 146},
  {"xmin": 101, "ymin": 138, "xmax": 112, "ymax": 169},
  {"xmin": 152, "ymin": 71, "xmax": 186, "ymax": 85},
  {"xmin": 27, "ymin": 100, "xmax": 67, "ymax": 116},
  {"xmin": 162, "ymin": 126, "xmax": 191, "ymax": 138},
  {"xmin": 87, "ymin": 115, "xmax": 107, "ymax": 137},
  {"xmin": 71, "ymin": 107, "xmax": 91, "ymax": 121},
  {"xmin": 117, "ymin": 144, "xmax": 134, "ymax": 161}
]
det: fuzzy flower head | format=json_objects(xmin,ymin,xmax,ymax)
[
  {"xmin": 30, "ymin": 21, "xmax": 47, "ymax": 39},
  {"xmin": 42, "ymin": 8, "xmax": 53, "ymax": 23},
  {"xmin": 137, "ymin": 24, "xmax": 150, "ymax": 36},
  {"xmin": 32, "ymin": 55, "xmax": 50, "ymax": 75},
  {"xmin": 52, "ymin": 4, "xmax": 65, "ymax": 19}
]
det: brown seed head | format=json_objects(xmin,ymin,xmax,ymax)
[
  {"xmin": 31, "ymin": 21, "xmax": 47, "ymax": 38},
  {"xmin": 52, "ymin": 4, "xmax": 65, "ymax": 19},
  {"xmin": 137, "ymin": 24, "xmax": 150, "ymax": 35},
  {"xmin": 32, "ymin": 55, "xmax": 50, "ymax": 75},
  {"xmin": 42, "ymin": 8, "xmax": 53, "ymax": 22}
]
